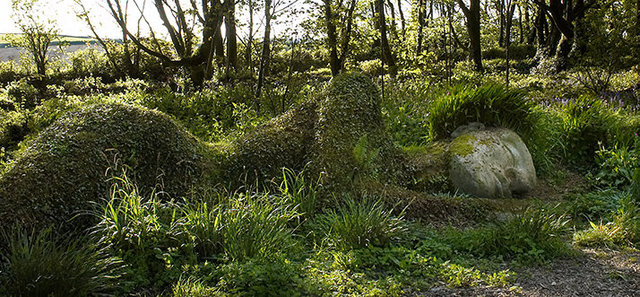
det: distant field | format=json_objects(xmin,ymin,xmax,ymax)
[{"xmin": 0, "ymin": 34, "xmax": 96, "ymax": 47}]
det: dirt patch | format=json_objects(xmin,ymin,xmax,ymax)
[{"xmin": 416, "ymin": 248, "xmax": 640, "ymax": 296}]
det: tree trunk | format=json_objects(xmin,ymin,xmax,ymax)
[
  {"xmin": 225, "ymin": 0, "xmax": 238, "ymax": 70},
  {"xmin": 499, "ymin": 0, "xmax": 505, "ymax": 47},
  {"xmin": 518, "ymin": 4, "xmax": 524, "ymax": 44},
  {"xmin": 337, "ymin": 0, "xmax": 358, "ymax": 69},
  {"xmin": 376, "ymin": 0, "xmax": 397, "ymax": 74},
  {"xmin": 246, "ymin": 0, "xmax": 254, "ymax": 72},
  {"xmin": 637, "ymin": 0, "xmax": 640, "ymax": 33},
  {"xmin": 397, "ymin": 0, "xmax": 406, "ymax": 37},
  {"xmin": 533, "ymin": 5, "xmax": 547, "ymax": 58},
  {"xmin": 324, "ymin": 0, "xmax": 341, "ymax": 76},
  {"xmin": 387, "ymin": 0, "xmax": 398, "ymax": 40},
  {"xmin": 506, "ymin": 2, "xmax": 515, "ymax": 86},
  {"xmin": 416, "ymin": 0, "xmax": 426, "ymax": 55},
  {"xmin": 256, "ymin": 0, "xmax": 272, "ymax": 99},
  {"xmin": 458, "ymin": 0, "xmax": 483, "ymax": 71},
  {"xmin": 214, "ymin": 25, "xmax": 225, "ymax": 63}
]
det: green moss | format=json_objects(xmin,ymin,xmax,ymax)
[
  {"xmin": 449, "ymin": 134, "xmax": 477, "ymax": 157},
  {"xmin": 404, "ymin": 142, "xmax": 451, "ymax": 193}
]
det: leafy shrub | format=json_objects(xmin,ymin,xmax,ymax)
[
  {"xmin": 305, "ymin": 245, "xmax": 511, "ymax": 294},
  {"xmin": 0, "ymin": 94, "xmax": 17, "ymax": 111},
  {"xmin": 482, "ymin": 48, "xmax": 505, "ymax": 60},
  {"xmin": 632, "ymin": 168, "xmax": 640, "ymax": 203},
  {"xmin": 0, "ymin": 228, "xmax": 120, "ymax": 297},
  {"xmin": 381, "ymin": 79, "xmax": 433, "ymax": 146},
  {"xmin": 139, "ymin": 85, "xmax": 262, "ymax": 142},
  {"xmin": 427, "ymin": 84, "xmax": 536, "ymax": 141},
  {"xmin": 217, "ymin": 257, "xmax": 302, "ymax": 296},
  {"xmin": 63, "ymin": 76, "xmax": 106, "ymax": 95},
  {"xmin": 68, "ymin": 47, "xmax": 111, "ymax": 78},
  {"xmin": 358, "ymin": 60, "xmax": 383, "ymax": 76},
  {"xmin": 483, "ymin": 45, "xmax": 536, "ymax": 60},
  {"xmin": 566, "ymin": 190, "xmax": 627, "ymax": 222},
  {"xmin": 0, "ymin": 61, "xmax": 21, "ymax": 84},
  {"xmin": 573, "ymin": 195, "xmax": 640, "ymax": 247},
  {"xmin": 314, "ymin": 197, "xmax": 404, "ymax": 250},
  {"xmin": 5, "ymin": 79, "xmax": 39, "ymax": 109},
  {"xmin": 591, "ymin": 136, "xmax": 640, "ymax": 189},
  {"xmin": 0, "ymin": 111, "xmax": 30, "ymax": 150}
]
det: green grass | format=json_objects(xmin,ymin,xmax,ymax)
[
  {"xmin": 427, "ymin": 83, "xmax": 536, "ymax": 141},
  {"xmin": 573, "ymin": 195, "xmax": 640, "ymax": 248},
  {"xmin": 0, "ymin": 228, "xmax": 121, "ymax": 297},
  {"xmin": 313, "ymin": 196, "xmax": 405, "ymax": 250}
]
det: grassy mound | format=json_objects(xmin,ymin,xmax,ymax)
[{"xmin": 0, "ymin": 103, "xmax": 215, "ymax": 230}]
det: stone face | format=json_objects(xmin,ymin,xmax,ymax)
[{"xmin": 448, "ymin": 128, "xmax": 536, "ymax": 198}]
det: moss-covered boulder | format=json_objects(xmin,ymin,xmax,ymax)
[{"xmin": 0, "ymin": 103, "xmax": 215, "ymax": 230}]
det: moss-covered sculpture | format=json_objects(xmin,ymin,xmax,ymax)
[
  {"xmin": 224, "ymin": 72, "xmax": 409, "ymax": 195},
  {"xmin": 0, "ymin": 103, "xmax": 218, "ymax": 230},
  {"xmin": 3, "ymin": 73, "xmax": 516, "ymax": 231},
  {"xmin": 223, "ymin": 101, "xmax": 318, "ymax": 187},
  {"xmin": 310, "ymin": 73, "xmax": 408, "ymax": 195}
]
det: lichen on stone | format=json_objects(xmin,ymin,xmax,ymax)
[{"xmin": 449, "ymin": 134, "xmax": 477, "ymax": 157}]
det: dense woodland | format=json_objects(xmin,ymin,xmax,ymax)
[{"xmin": 1, "ymin": 0, "xmax": 640, "ymax": 296}]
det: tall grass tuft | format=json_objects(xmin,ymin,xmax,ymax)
[
  {"xmin": 0, "ymin": 228, "xmax": 121, "ymax": 297},
  {"xmin": 315, "ymin": 197, "xmax": 405, "ymax": 250},
  {"xmin": 172, "ymin": 277, "xmax": 217, "ymax": 297},
  {"xmin": 93, "ymin": 173, "xmax": 185, "ymax": 289},
  {"xmin": 95, "ymin": 174, "xmax": 177, "ymax": 252},
  {"xmin": 278, "ymin": 167, "xmax": 319, "ymax": 219},
  {"xmin": 442, "ymin": 206, "xmax": 570, "ymax": 263},
  {"xmin": 559, "ymin": 95, "xmax": 614, "ymax": 165},
  {"xmin": 180, "ymin": 200, "xmax": 225, "ymax": 259},
  {"xmin": 223, "ymin": 192, "xmax": 299, "ymax": 261},
  {"xmin": 482, "ymin": 206, "xmax": 570, "ymax": 262},
  {"xmin": 427, "ymin": 84, "xmax": 535, "ymax": 141}
]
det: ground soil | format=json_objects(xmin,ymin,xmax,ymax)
[{"xmin": 422, "ymin": 248, "xmax": 640, "ymax": 296}]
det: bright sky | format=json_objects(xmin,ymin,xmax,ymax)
[
  {"xmin": 0, "ymin": 0, "xmax": 308, "ymax": 40},
  {"xmin": 1, "ymin": 0, "xmax": 129, "ymax": 38}
]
